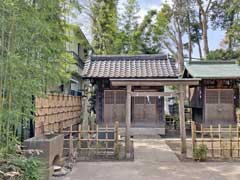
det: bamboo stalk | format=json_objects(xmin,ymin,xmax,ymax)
[
  {"xmin": 229, "ymin": 125, "xmax": 232, "ymax": 157},
  {"xmin": 237, "ymin": 126, "xmax": 239, "ymax": 157},
  {"xmin": 210, "ymin": 125, "xmax": 214, "ymax": 157},
  {"xmin": 96, "ymin": 124, "xmax": 99, "ymax": 155},
  {"xmin": 201, "ymin": 124, "xmax": 204, "ymax": 144},
  {"xmin": 87, "ymin": 125, "xmax": 90, "ymax": 156},
  {"xmin": 191, "ymin": 121, "xmax": 196, "ymax": 149},
  {"xmin": 78, "ymin": 124, "xmax": 81, "ymax": 149},
  {"xmin": 105, "ymin": 123, "xmax": 108, "ymax": 156},
  {"xmin": 218, "ymin": 124, "xmax": 222, "ymax": 156},
  {"xmin": 69, "ymin": 125, "xmax": 73, "ymax": 160}
]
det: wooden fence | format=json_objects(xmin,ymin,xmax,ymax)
[
  {"xmin": 191, "ymin": 121, "xmax": 240, "ymax": 158},
  {"xmin": 63, "ymin": 121, "xmax": 121, "ymax": 161},
  {"xmin": 35, "ymin": 94, "xmax": 81, "ymax": 136}
]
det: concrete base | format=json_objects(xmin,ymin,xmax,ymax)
[{"xmin": 119, "ymin": 127, "xmax": 165, "ymax": 136}]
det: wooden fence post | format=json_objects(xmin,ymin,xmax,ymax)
[
  {"xmin": 78, "ymin": 124, "xmax": 81, "ymax": 149},
  {"xmin": 229, "ymin": 125, "xmax": 232, "ymax": 157},
  {"xmin": 96, "ymin": 124, "xmax": 99, "ymax": 154},
  {"xmin": 69, "ymin": 125, "xmax": 73, "ymax": 161},
  {"xmin": 125, "ymin": 85, "xmax": 131, "ymax": 156},
  {"xmin": 201, "ymin": 124, "xmax": 204, "ymax": 144},
  {"xmin": 115, "ymin": 121, "xmax": 119, "ymax": 146},
  {"xmin": 218, "ymin": 124, "xmax": 222, "ymax": 156},
  {"xmin": 191, "ymin": 121, "xmax": 196, "ymax": 149},
  {"xmin": 210, "ymin": 125, "xmax": 214, "ymax": 158},
  {"xmin": 87, "ymin": 125, "xmax": 90, "ymax": 156},
  {"xmin": 179, "ymin": 84, "xmax": 187, "ymax": 156},
  {"xmin": 105, "ymin": 124, "xmax": 108, "ymax": 156},
  {"xmin": 237, "ymin": 126, "xmax": 239, "ymax": 157}
]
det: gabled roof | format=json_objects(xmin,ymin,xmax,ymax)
[
  {"xmin": 82, "ymin": 54, "xmax": 179, "ymax": 78},
  {"xmin": 184, "ymin": 61, "xmax": 240, "ymax": 79}
]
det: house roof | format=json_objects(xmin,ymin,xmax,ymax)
[
  {"xmin": 184, "ymin": 61, "xmax": 240, "ymax": 79},
  {"xmin": 82, "ymin": 54, "xmax": 179, "ymax": 78}
]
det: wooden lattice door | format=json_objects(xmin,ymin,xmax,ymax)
[
  {"xmin": 133, "ymin": 96, "xmax": 158, "ymax": 127},
  {"xmin": 104, "ymin": 90, "xmax": 126, "ymax": 125},
  {"xmin": 205, "ymin": 89, "xmax": 234, "ymax": 125}
]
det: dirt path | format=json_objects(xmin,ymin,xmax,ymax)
[
  {"xmin": 54, "ymin": 138, "xmax": 240, "ymax": 180},
  {"xmin": 134, "ymin": 137, "xmax": 179, "ymax": 162}
]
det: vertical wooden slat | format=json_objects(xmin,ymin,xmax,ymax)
[
  {"xmin": 105, "ymin": 123, "xmax": 108, "ymax": 156},
  {"xmin": 59, "ymin": 121, "xmax": 63, "ymax": 134},
  {"xmin": 87, "ymin": 125, "xmax": 90, "ymax": 155},
  {"xmin": 96, "ymin": 124, "xmax": 99, "ymax": 155},
  {"xmin": 78, "ymin": 124, "xmax": 81, "ymax": 149},
  {"xmin": 218, "ymin": 124, "xmax": 222, "ymax": 157},
  {"xmin": 115, "ymin": 121, "xmax": 119, "ymax": 145},
  {"xmin": 237, "ymin": 126, "xmax": 239, "ymax": 157},
  {"xmin": 191, "ymin": 121, "xmax": 196, "ymax": 149},
  {"xmin": 69, "ymin": 125, "xmax": 73, "ymax": 161},
  {"xmin": 229, "ymin": 125, "xmax": 232, "ymax": 157},
  {"xmin": 114, "ymin": 121, "xmax": 119, "ymax": 155},
  {"xmin": 210, "ymin": 125, "xmax": 214, "ymax": 157},
  {"xmin": 201, "ymin": 124, "xmax": 204, "ymax": 144}
]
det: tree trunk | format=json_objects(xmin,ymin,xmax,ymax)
[
  {"xmin": 202, "ymin": 14, "xmax": 209, "ymax": 58},
  {"xmin": 187, "ymin": 0, "xmax": 192, "ymax": 61},
  {"xmin": 187, "ymin": 20, "xmax": 192, "ymax": 61},
  {"xmin": 176, "ymin": 21, "xmax": 184, "ymax": 73},
  {"xmin": 197, "ymin": 38, "xmax": 203, "ymax": 60}
]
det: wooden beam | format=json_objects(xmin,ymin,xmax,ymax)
[
  {"xmin": 131, "ymin": 91, "xmax": 178, "ymax": 97},
  {"xmin": 111, "ymin": 78, "xmax": 200, "ymax": 86},
  {"xmin": 125, "ymin": 85, "xmax": 131, "ymax": 156},
  {"xmin": 179, "ymin": 84, "xmax": 187, "ymax": 156}
]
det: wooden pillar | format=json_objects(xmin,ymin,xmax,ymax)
[
  {"xmin": 125, "ymin": 85, "xmax": 131, "ymax": 155},
  {"xmin": 179, "ymin": 84, "xmax": 187, "ymax": 156}
]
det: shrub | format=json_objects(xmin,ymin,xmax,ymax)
[
  {"xmin": 237, "ymin": 58, "xmax": 240, "ymax": 65},
  {"xmin": 0, "ymin": 153, "xmax": 47, "ymax": 180},
  {"xmin": 193, "ymin": 144, "xmax": 208, "ymax": 161}
]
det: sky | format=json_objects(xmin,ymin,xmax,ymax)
[
  {"xmin": 134, "ymin": 0, "xmax": 225, "ymax": 58},
  {"xmin": 78, "ymin": 0, "xmax": 225, "ymax": 58}
]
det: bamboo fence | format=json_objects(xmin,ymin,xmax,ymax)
[
  {"xmin": 63, "ymin": 121, "xmax": 120, "ymax": 160},
  {"xmin": 192, "ymin": 120, "xmax": 240, "ymax": 159},
  {"xmin": 35, "ymin": 94, "xmax": 81, "ymax": 136}
]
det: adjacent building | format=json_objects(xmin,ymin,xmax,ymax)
[
  {"xmin": 62, "ymin": 24, "xmax": 92, "ymax": 96},
  {"xmin": 183, "ymin": 61, "xmax": 240, "ymax": 126}
]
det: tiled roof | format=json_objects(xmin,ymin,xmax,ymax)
[
  {"xmin": 82, "ymin": 54, "xmax": 179, "ymax": 78},
  {"xmin": 184, "ymin": 61, "xmax": 240, "ymax": 79}
]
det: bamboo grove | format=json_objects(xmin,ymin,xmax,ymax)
[{"xmin": 0, "ymin": 0, "xmax": 80, "ymax": 153}]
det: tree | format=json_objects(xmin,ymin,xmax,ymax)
[
  {"xmin": 0, "ymin": 0, "xmax": 79, "ymax": 152},
  {"xmin": 119, "ymin": 0, "xmax": 141, "ymax": 54},
  {"xmin": 211, "ymin": 0, "xmax": 240, "ymax": 50},
  {"xmin": 207, "ymin": 49, "xmax": 240, "ymax": 60},
  {"xmin": 135, "ymin": 10, "xmax": 163, "ymax": 54},
  {"xmin": 154, "ymin": 2, "xmax": 187, "ymax": 72},
  {"xmin": 183, "ymin": 1, "xmax": 203, "ymax": 60},
  {"xmin": 196, "ymin": 0, "xmax": 214, "ymax": 57},
  {"xmin": 90, "ymin": 0, "xmax": 118, "ymax": 54}
]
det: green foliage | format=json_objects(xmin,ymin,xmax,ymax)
[
  {"xmin": 193, "ymin": 144, "xmax": 208, "ymax": 161},
  {"xmin": 90, "ymin": 0, "xmax": 118, "ymax": 54},
  {"xmin": 237, "ymin": 58, "xmax": 240, "ymax": 65},
  {"xmin": 138, "ymin": 10, "xmax": 162, "ymax": 54},
  {"xmin": 0, "ymin": 153, "xmax": 47, "ymax": 180},
  {"xmin": 0, "ymin": 0, "xmax": 80, "ymax": 151},
  {"xmin": 207, "ymin": 49, "xmax": 240, "ymax": 60},
  {"xmin": 114, "ymin": 143, "xmax": 122, "ymax": 160},
  {"xmin": 119, "ymin": 0, "xmax": 141, "ymax": 54},
  {"xmin": 211, "ymin": 0, "xmax": 240, "ymax": 49}
]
